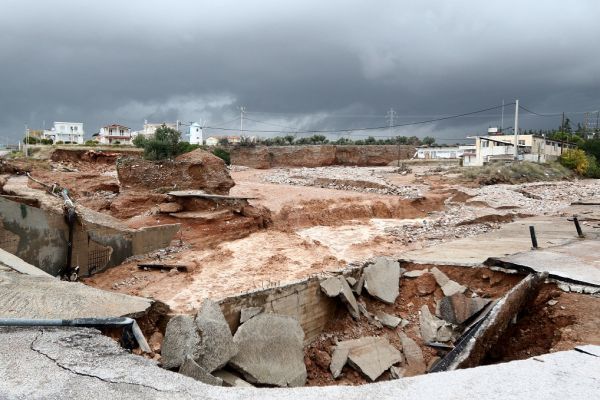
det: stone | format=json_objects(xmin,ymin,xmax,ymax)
[
  {"xmin": 212, "ymin": 370, "xmax": 254, "ymax": 387},
  {"xmin": 419, "ymin": 305, "xmax": 453, "ymax": 343},
  {"xmin": 346, "ymin": 276, "xmax": 357, "ymax": 286},
  {"xmin": 179, "ymin": 356, "xmax": 223, "ymax": 386},
  {"xmin": 547, "ymin": 299, "xmax": 558, "ymax": 306},
  {"xmin": 161, "ymin": 315, "xmax": 201, "ymax": 369},
  {"xmin": 313, "ymin": 349, "xmax": 332, "ymax": 370},
  {"xmin": 363, "ymin": 257, "xmax": 401, "ymax": 304},
  {"xmin": 336, "ymin": 337, "xmax": 403, "ymax": 381},
  {"xmin": 389, "ymin": 366, "xmax": 407, "ymax": 379},
  {"xmin": 398, "ymin": 332, "xmax": 427, "ymax": 377},
  {"xmin": 404, "ymin": 269, "xmax": 428, "ymax": 278},
  {"xmin": 194, "ymin": 299, "xmax": 238, "ymax": 372},
  {"xmin": 229, "ymin": 313, "xmax": 307, "ymax": 387},
  {"xmin": 239, "ymin": 306, "xmax": 263, "ymax": 324},
  {"xmin": 320, "ymin": 277, "xmax": 343, "ymax": 297},
  {"xmin": 430, "ymin": 267, "xmax": 467, "ymax": 297},
  {"xmin": 338, "ymin": 277, "xmax": 360, "ymax": 319},
  {"xmin": 438, "ymin": 293, "xmax": 491, "ymax": 325},
  {"xmin": 330, "ymin": 347, "xmax": 350, "ymax": 379},
  {"xmin": 374, "ymin": 311, "xmax": 402, "ymax": 329},
  {"xmin": 159, "ymin": 202, "xmax": 183, "ymax": 213},
  {"xmin": 416, "ymin": 273, "xmax": 437, "ymax": 296},
  {"xmin": 358, "ymin": 302, "xmax": 383, "ymax": 328},
  {"xmin": 354, "ymin": 273, "xmax": 365, "ymax": 295}
]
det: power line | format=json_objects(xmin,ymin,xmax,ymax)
[{"xmin": 202, "ymin": 103, "xmax": 514, "ymax": 135}]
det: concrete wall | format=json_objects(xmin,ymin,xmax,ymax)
[
  {"xmin": 0, "ymin": 197, "xmax": 179, "ymax": 277},
  {"xmin": 230, "ymin": 145, "xmax": 415, "ymax": 169},
  {"xmin": 219, "ymin": 276, "xmax": 339, "ymax": 344}
]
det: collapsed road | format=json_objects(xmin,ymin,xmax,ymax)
[{"xmin": 0, "ymin": 146, "xmax": 599, "ymax": 397}]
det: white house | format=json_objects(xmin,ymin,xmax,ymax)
[
  {"xmin": 189, "ymin": 122, "xmax": 203, "ymax": 145},
  {"xmin": 131, "ymin": 120, "xmax": 179, "ymax": 139},
  {"xmin": 463, "ymin": 134, "xmax": 576, "ymax": 167},
  {"xmin": 42, "ymin": 122, "xmax": 84, "ymax": 144},
  {"xmin": 414, "ymin": 145, "xmax": 475, "ymax": 160},
  {"xmin": 97, "ymin": 124, "xmax": 133, "ymax": 145}
]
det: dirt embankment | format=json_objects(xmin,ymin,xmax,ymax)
[
  {"xmin": 50, "ymin": 148, "xmax": 141, "ymax": 164},
  {"xmin": 230, "ymin": 145, "xmax": 415, "ymax": 169}
]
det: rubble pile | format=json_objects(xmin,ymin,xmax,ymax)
[
  {"xmin": 263, "ymin": 166, "xmax": 425, "ymax": 198},
  {"xmin": 310, "ymin": 259, "xmax": 497, "ymax": 383},
  {"xmin": 160, "ymin": 299, "xmax": 306, "ymax": 387}
]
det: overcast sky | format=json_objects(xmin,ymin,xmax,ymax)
[{"xmin": 1, "ymin": 0, "xmax": 599, "ymax": 142}]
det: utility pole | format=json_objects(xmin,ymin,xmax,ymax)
[
  {"xmin": 513, "ymin": 99, "xmax": 519, "ymax": 160},
  {"xmin": 176, "ymin": 120, "xmax": 180, "ymax": 132},
  {"xmin": 240, "ymin": 106, "xmax": 246, "ymax": 136},
  {"xmin": 561, "ymin": 112, "xmax": 565, "ymax": 132},
  {"xmin": 24, "ymin": 124, "xmax": 29, "ymax": 158},
  {"xmin": 501, "ymin": 99, "xmax": 504, "ymax": 132}
]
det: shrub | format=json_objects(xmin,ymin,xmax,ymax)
[
  {"xmin": 212, "ymin": 148, "xmax": 230, "ymax": 165},
  {"xmin": 84, "ymin": 140, "xmax": 97, "ymax": 146},
  {"xmin": 559, "ymin": 149, "xmax": 589, "ymax": 175},
  {"xmin": 40, "ymin": 138, "xmax": 53, "ymax": 145}
]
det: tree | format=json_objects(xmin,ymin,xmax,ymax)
[
  {"xmin": 141, "ymin": 124, "xmax": 183, "ymax": 160},
  {"xmin": 422, "ymin": 136, "xmax": 436, "ymax": 146},
  {"xmin": 284, "ymin": 135, "xmax": 295, "ymax": 145},
  {"xmin": 218, "ymin": 137, "xmax": 230, "ymax": 146}
]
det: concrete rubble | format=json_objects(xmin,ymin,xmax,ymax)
[
  {"xmin": 229, "ymin": 313, "xmax": 307, "ymax": 387},
  {"xmin": 398, "ymin": 332, "xmax": 427, "ymax": 377},
  {"xmin": 438, "ymin": 293, "xmax": 491, "ymax": 325},
  {"xmin": 362, "ymin": 257, "xmax": 402, "ymax": 304},
  {"xmin": 161, "ymin": 315, "xmax": 201, "ymax": 369},
  {"xmin": 239, "ymin": 307, "xmax": 263, "ymax": 324},
  {"xmin": 320, "ymin": 276, "xmax": 360, "ymax": 319},
  {"xmin": 194, "ymin": 300, "xmax": 238, "ymax": 373},
  {"xmin": 212, "ymin": 370, "xmax": 254, "ymax": 387},
  {"xmin": 332, "ymin": 337, "xmax": 403, "ymax": 381},
  {"xmin": 179, "ymin": 356, "xmax": 223, "ymax": 386},
  {"xmin": 430, "ymin": 267, "xmax": 467, "ymax": 296},
  {"xmin": 374, "ymin": 311, "xmax": 402, "ymax": 328},
  {"xmin": 419, "ymin": 305, "xmax": 454, "ymax": 343}
]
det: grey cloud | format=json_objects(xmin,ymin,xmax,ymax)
[{"xmin": 1, "ymin": 0, "xmax": 599, "ymax": 141}]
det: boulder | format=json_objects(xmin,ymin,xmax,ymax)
[
  {"xmin": 336, "ymin": 337, "xmax": 403, "ymax": 381},
  {"xmin": 195, "ymin": 300, "xmax": 238, "ymax": 372},
  {"xmin": 363, "ymin": 257, "xmax": 401, "ymax": 304},
  {"xmin": 430, "ymin": 267, "xmax": 467, "ymax": 297},
  {"xmin": 179, "ymin": 356, "xmax": 223, "ymax": 386},
  {"xmin": 398, "ymin": 332, "xmax": 426, "ymax": 376},
  {"xmin": 161, "ymin": 315, "xmax": 201, "ymax": 369},
  {"xmin": 229, "ymin": 313, "xmax": 307, "ymax": 387},
  {"xmin": 438, "ymin": 293, "xmax": 491, "ymax": 325},
  {"xmin": 116, "ymin": 149, "xmax": 234, "ymax": 194}
]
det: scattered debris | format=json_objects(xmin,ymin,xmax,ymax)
[
  {"xmin": 137, "ymin": 263, "xmax": 189, "ymax": 272},
  {"xmin": 212, "ymin": 369, "xmax": 255, "ymax": 387},
  {"xmin": 374, "ymin": 311, "xmax": 402, "ymax": 329},
  {"xmin": 398, "ymin": 332, "xmax": 427, "ymax": 377},
  {"xmin": 194, "ymin": 300, "xmax": 238, "ymax": 372},
  {"xmin": 419, "ymin": 305, "xmax": 453, "ymax": 343},
  {"xmin": 438, "ymin": 293, "xmax": 491, "ymax": 325},
  {"xmin": 320, "ymin": 276, "xmax": 360, "ymax": 319},
  {"xmin": 330, "ymin": 347, "xmax": 350, "ymax": 379},
  {"xmin": 404, "ymin": 269, "xmax": 429, "ymax": 278},
  {"xmin": 161, "ymin": 315, "xmax": 201, "ymax": 369}
]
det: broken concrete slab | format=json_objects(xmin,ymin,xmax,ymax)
[
  {"xmin": 161, "ymin": 315, "xmax": 201, "ymax": 369},
  {"xmin": 389, "ymin": 366, "xmax": 406, "ymax": 379},
  {"xmin": 0, "ymin": 248, "xmax": 52, "ymax": 277},
  {"xmin": 195, "ymin": 300, "xmax": 238, "ymax": 373},
  {"xmin": 486, "ymin": 240, "xmax": 600, "ymax": 288},
  {"xmin": 354, "ymin": 273, "xmax": 365, "ymax": 295},
  {"xmin": 438, "ymin": 293, "xmax": 491, "ymax": 325},
  {"xmin": 404, "ymin": 269, "xmax": 428, "ymax": 278},
  {"xmin": 229, "ymin": 313, "xmax": 306, "ymax": 387},
  {"xmin": 398, "ymin": 332, "xmax": 427, "ymax": 377},
  {"xmin": 430, "ymin": 267, "xmax": 467, "ymax": 297},
  {"xmin": 374, "ymin": 311, "xmax": 402, "ymax": 329},
  {"xmin": 239, "ymin": 307, "xmax": 263, "ymax": 324},
  {"xmin": 419, "ymin": 305, "xmax": 453, "ymax": 343},
  {"xmin": 0, "ymin": 270, "xmax": 156, "ymax": 320},
  {"xmin": 330, "ymin": 347, "xmax": 350, "ymax": 379},
  {"xmin": 179, "ymin": 356, "xmax": 223, "ymax": 386},
  {"xmin": 345, "ymin": 276, "xmax": 357, "ymax": 286},
  {"xmin": 320, "ymin": 276, "xmax": 343, "ymax": 297},
  {"xmin": 363, "ymin": 257, "xmax": 401, "ymax": 304},
  {"xmin": 212, "ymin": 369, "xmax": 254, "ymax": 387},
  {"xmin": 336, "ymin": 337, "xmax": 403, "ymax": 381},
  {"xmin": 320, "ymin": 276, "xmax": 359, "ymax": 319}
]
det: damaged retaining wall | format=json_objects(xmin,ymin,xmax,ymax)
[
  {"xmin": 0, "ymin": 196, "xmax": 179, "ymax": 277},
  {"xmin": 230, "ymin": 145, "xmax": 416, "ymax": 169},
  {"xmin": 219, "ymin": 272, "xmax": 362, "ymax": 344}
]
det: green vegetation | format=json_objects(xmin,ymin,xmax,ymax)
[
  {"xmin": 252, "ymin": 134, "xmax": 435, "ymax": 146},
  {"xmin": 23, "ymin": 137, "xmax": 53, "ymax": 145},
  {"xmin": 559, "ymin": 148, "xmax": 600, "ymax": 178},
  {"xmin": 211, "ymin": 148, "xmax": 230, "ymax": 165},
  {"xmin": 460, "ymin": 161, "xmax": 573, "ymax": 185},
  {"xmin": 133, "ymin": 124, "xmax": 200, "ymax": 160}
]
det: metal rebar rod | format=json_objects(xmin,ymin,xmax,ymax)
[
  {"xmin": 529, "ymin": 225, "xmax": 538, "ymax": 249},
  {"xmin": 573, "ymin": 216, "xmax": 585, "ymax": 238}
]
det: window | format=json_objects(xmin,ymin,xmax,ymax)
[{"xmin": 518, "ymin": 140, "xmax": 525, "ymax": 145}]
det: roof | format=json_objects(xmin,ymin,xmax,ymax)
[{"xmin": 102, "ymin": 124, "xmax": 130, "ymax": 129}]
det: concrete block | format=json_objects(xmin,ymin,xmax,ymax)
[
  {"xmin": 178, "ymin": 356, "xmax": 223, "ymax": 386},
  {"xmin": 363, "ymin": 257, "xmax": 401, "ymax": 304},
  {"xmin": 195, "ymin": 299, "xmax": 238, "ymax": 372},
  {"xmin": 161, "ymin": 315, "xmax": 201, "ymax": 369}
]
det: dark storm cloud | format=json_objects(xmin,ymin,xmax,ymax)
[{"xmin": 1, "ymin": 0, "xmax": 599, "ymax": 141}]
